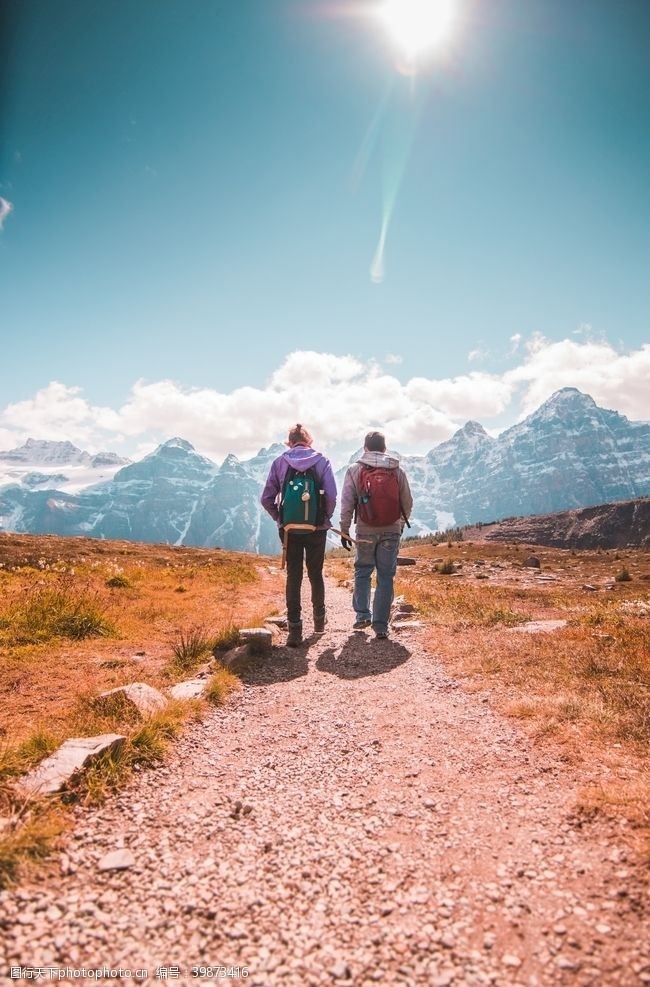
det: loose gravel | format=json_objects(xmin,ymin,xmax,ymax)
[{"xmin": 1, "ymin": 582, "xmax": 648, "ymax": 986}]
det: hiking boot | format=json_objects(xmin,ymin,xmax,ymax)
[
  {"xmin": 353, "ymin": 618, "xmax": 371, "ymax": 630},
  {"xmin": 286, "ymin": 622, "xmax": 303, "ymax": 648},
  {"xmin": 374, "ymin": 629, "xmax": 389, "ymax": 640},
  {"xmin": 313, "ymin": 613, "xmax": 326, "ymax": 634}
]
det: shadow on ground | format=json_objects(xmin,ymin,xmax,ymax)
[
  {"xmin": 229, "ymin": 643, "xmax": 311, "ymax": 686},
  {"xmin": 316, "ymin": 633, "xmax": 411, "ymax": 680}
]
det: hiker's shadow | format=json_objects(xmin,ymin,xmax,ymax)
[
  {"xmin": 231, "ymin": 642, "xmax": 311, "ymax": 686},
  {"xmin": 316, "ymin": 634, "xmax": 411, "ymax": 680}
]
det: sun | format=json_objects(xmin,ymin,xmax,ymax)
[{"xmin": 379, "ymin": 0, "xmax": 456, "ymax": 59}]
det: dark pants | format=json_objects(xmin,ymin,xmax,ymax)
[{"xmin": 281, "ymin": 529, "xmax": 327, "ymax": 626}]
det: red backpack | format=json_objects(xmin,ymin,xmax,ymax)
[{"xmin": 356, "ymin": 465, "xmax": 401, "ymax": 526}]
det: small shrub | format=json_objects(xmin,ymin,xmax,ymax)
[
  {"xmin": 174, "ymin": 585, "xmax": 187, "ymax": 593},
  {"xmin": 436, "ymin": 559, "xmax": 455, "ymax": 575},
  {"xmin": 106, "ymin": 574, "xmax": 130, "ymax": 589},
  {"xmin": 205, "ymin": 667, "xmax": 241, "ymax": 705},
  {"xmin": 170, "ymin": 625, "xmax": 212, "ymax": 671},
  {"xmin": 615, "ymin": 568, "xmax": 632, "ymax": 583}
]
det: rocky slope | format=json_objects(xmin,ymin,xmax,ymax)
[
  {"xmin": 1, "ymin": 389, "xmax": 649, "ymax": 551},
  {"xmin": 468, "ymin": 497, "xmax": 650, "ymax": 549}
]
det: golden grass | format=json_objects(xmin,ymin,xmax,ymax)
[
  {"xmin": 0, "ymin": 806, "xmax": 66, "ymax": 888},
  {"xmin": 0, "ymin": 533, "xmax": 283, "ymax": 884},
  {"xmin": 0, "ymin": 699, "xmax": 205, "ymax": 885},
  {"xmin": 205, "ymin": 666, "xmax": 241, "ymax": 705},
  {"xmin": 0, "ymin": 533, "xmax": 284, "ymax": 747},
  {"xmin": 397, "ymin": 541, "xmax": 650, "ymax": 831}
]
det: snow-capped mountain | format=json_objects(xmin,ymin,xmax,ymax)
[
  {"xmin": 0, "ymin": 439, "xmax": 131, "ymax": 494},
  {"xmin": 0, "ymin": 389, "xmax": 649, "ymax": 551}
]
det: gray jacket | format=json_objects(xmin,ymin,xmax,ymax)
[{"xmin": 340, "ymin": 451, "xmax": 413, "ymax": 536}]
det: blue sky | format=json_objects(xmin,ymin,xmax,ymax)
[{"xmin": 0, "ymin": 0, "xmax": 649, "ymax": 459}]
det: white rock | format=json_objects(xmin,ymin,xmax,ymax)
[
  {"xmin": 95, "ymin": 682, "xmax": 167, "ymax": 717},
  {"xmin": 97, "ymin": 849, "xmax": 136, "ymax": 872},
  {"xmin": 17, "ymin": 734, "xmax": 126, "ymax": 798},
  {"xmin": 169, "ymin": 678, "xmax": 207, "ymax": 700}
]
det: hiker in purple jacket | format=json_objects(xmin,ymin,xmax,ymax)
[{"xmin": 261, "ymin": 424, "xmax": 337, "ymax": 647}]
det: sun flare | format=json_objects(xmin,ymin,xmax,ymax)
[{"xmin": 379, "ymin": 0, "xmax": 456, "ymax": 58}]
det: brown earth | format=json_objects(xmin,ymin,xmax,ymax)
[{"xmin": 1, "ymin": 574, "xmax": 648, "ymax": 986}]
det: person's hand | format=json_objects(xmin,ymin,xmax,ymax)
[{"xmin": 341, "ymin": 534, "xmax": 352, "ymax": 551}]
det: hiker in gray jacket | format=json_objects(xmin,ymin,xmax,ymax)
[{"xmin": 339, "ymin": 431, "xmax": 413, "ymax": 640}]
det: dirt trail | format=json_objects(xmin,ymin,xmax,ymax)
[{"xmin": 1, "ymin": 581, "xmax": 649, "ymax": 986}]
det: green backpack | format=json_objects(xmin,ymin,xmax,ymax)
[{"xmin": 280, "ymin": 467, "xmax": 322, "ymax": 530}]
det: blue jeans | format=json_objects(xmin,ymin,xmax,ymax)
[{"xmin": 352, "ymin": 531, "xmax": 400, "ymax": 634}]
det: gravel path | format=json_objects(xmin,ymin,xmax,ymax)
[{"xmin": 1, "ymin": 582, "xmax": 649, "ymax": 986}]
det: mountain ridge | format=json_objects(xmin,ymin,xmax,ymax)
[{"xmin": 1, "ymin": 389, "xmax": 649, "ymax": 551}]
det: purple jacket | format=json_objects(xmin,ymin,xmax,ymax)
[{"xmin": 261, "ymin": 446, "xmax": 337, "ymax": 530}]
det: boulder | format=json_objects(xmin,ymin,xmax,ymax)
[
  {"xmin": 94, "ymin": 683, "xmax": 167, "ymax": 718},
  {"xmin": 523, "ymin": 556, "xmax": 541, "ymax": 568},
  {"xmin": 239, "ymin": 627, "xmax": 273, "ymax": 656}
]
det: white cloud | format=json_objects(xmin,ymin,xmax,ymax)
[
  {"xmin": 467, "ymin": 348, "xmax": 488, "ymax": 363},
  {"xmin": 0, "ymin": 382, "xmax": 122, "ymax": 452},
  {"xmin": 406, "ymin": 373, "xmax": 513, "ymax": 419},
  {"xmin": 508, "ymin": 333, "xmax": 522, "ymax": 355},
  {"xmin": 1, "ymin": 338, "xmax": 648, "ymax": 463},
  {"xmin": 0, "ymin": 197, "xmax": 13, "ymax": 231},
  {"xmin": 384, "ymin": 353, "xmax": 403, "ymax": 365},
  {"xmin": 504, "ymin": 337, "xmax": 650, "ymax": 421}
]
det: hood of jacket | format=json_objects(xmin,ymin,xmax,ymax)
[
  {"xmin": 282, "ymin": 446, "xmax": 327, "ymax": 471},
  {"xmin": 357, "ymin": 450, "xmax": 401, "ymax": 470}
]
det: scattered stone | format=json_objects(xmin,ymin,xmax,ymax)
[
  {"xmin": 94, "ymin": 683, "xmax": 167, "ymax": 718},
  {"xmin": 582, "ymin": 584, "xmax": 598, "ymax": 592},
  {"xmin": 97, "ymin": 849, "xmax": 136, "ymax": 872},
  {"xmin": 502, "ymin": 954, "xmax": 522, "ymax": 968},
  {"xmin": 17, "ymin": 734, "xmax": 126, "ymax": 798},
  {"xmin": 168, "ymin": 678, "xmax": 207, "ymax": 700},
  {"xmin": 510, "ymin": 619, "xmax": 567, "ymax": 634},
  {"xmin": 522, "ymin": 556, "xmax": 541, "ymax": 568}
]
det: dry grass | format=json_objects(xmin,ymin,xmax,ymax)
[
  {"xmin": 205, "ymin": 666, "xmax": 241, "ymax": 705},
  {"xmin": 396, "ymin": 540, "xmax": 650, "ymax": 831},
  {"xmin": 0, "ymin": 533, "xmax": 282, "ymax": 882},
  {"xmin": 0, "ymin": 576, "xmax": 115, "ymax": 644},
  {"xmin": 0, "ymin": 533, "xmax": 283, "ymax": 748},
  {"xmin": 0, "ymin": 805, "xmax": 66, "ymax": 888}
]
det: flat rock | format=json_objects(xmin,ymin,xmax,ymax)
[
  {"xmin": 392, "ymin": 620, "xmax": 423, "ymax": 631},
  {"xmin": 94, "ymin": 682, "xmax": 167, "ymax": 718},
  {"xmin": 17, "ymin": 734, "xmax": 126, "ymax": 798},
  {"xmin": 264, "ymin": 615, "xmax": 288, "ymax": 629},
  {"xmin": 510, "ymin": 619, "xmax": 568, "ymax": 634},
  {"xmin": 168, "ymin": 678, "xmax": 207, "ymax": 700},
  {"xmin": 98, "ymin": 849, "xmax": 136, "ymax": 872}
]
